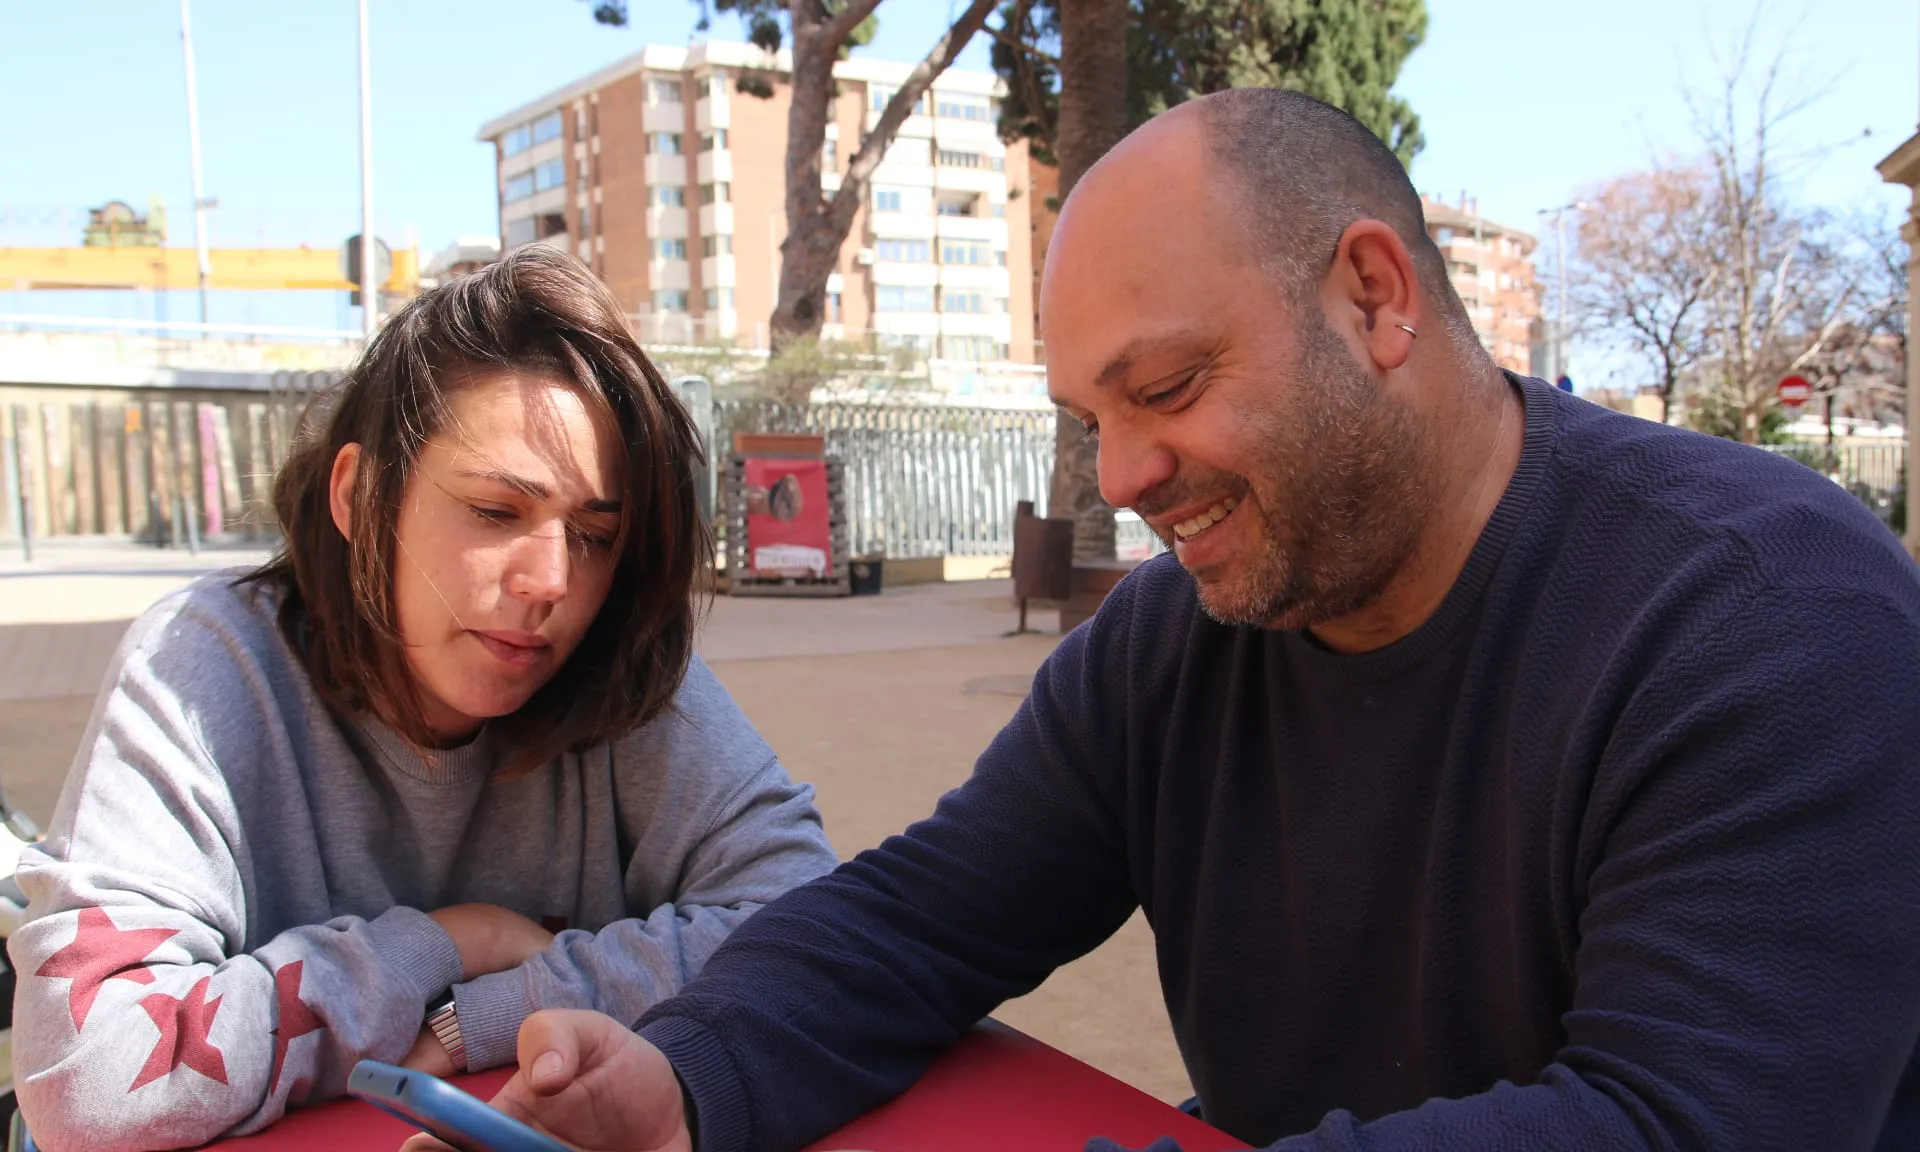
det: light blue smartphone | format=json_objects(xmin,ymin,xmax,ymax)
[{"xmin": 348, "ymin": 1060, "xmax": 571, "ymax": 1152}]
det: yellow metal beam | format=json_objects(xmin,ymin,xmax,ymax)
[{"xmin": 0, "ymin": 246, "xmax": 418, "ymax": 294}]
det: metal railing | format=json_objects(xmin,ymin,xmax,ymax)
[{"xmin": 1762, "ymin": 442, "xmax": 1906, "ymax": 529}]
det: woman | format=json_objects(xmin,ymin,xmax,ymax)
[{"xmin": 6, "ymin": 247, "xmax": 839, "ymax": 1151}]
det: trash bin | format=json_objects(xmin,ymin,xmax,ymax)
[{"xmin": 849, "ymin": 555, "xmax": 885, "ymax": 596}]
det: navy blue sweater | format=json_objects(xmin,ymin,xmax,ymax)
[{"xmin": 640, "ymin": 376, "xmax": 1920, "ymax": 1151}]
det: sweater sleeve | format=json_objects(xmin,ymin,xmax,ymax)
[
  {"xmin": 7, "ymin": 597, "xmax": 466, "ymax": 1152},
  {"xmin": 634, "ymin": 597, "xmax": 1147, "ymax": 1152},
  {"xmin": 449, "ymin": 659, "xmax": 840, "ymax": 1071},
  {"xmin": 1175, "ymin": 584, "xmax": 1920, "ymax": 1152}
]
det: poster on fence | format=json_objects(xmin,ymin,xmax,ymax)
[{"xmin": 744, "ymin": 456, "xmax": 832, "ymax": 578}]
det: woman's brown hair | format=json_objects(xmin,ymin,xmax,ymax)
[{"xmin": 245, "ymin": 244, "xmax": 708, "ymax": 771}]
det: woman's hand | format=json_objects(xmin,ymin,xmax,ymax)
[
  {"xmin": 400, "ymin": 1024, "xmax": 456, "ymax": 1077},
  {"xmin": 429, "ymin": 903, "xmax": 556, "ymax": 982},
  {"xmin": 397, "ymin": 1009, "xmax": 693, "ymax": 1152}
]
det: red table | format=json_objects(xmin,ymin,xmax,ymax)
[{"xmin": 210, "ymin": 1020, "xmax": 1248, "ymax": 1151}]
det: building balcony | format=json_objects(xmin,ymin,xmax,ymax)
[
  {"xmin": 936, "ymin": 264, "xmax": 1008, "ymax": 291},
  {"xmin": 873, "ymin": 312, "xmax": 942, "ymax": 339},
  {"xmin": 933, "ymin": 215, "xmax": 1005, "ymax": 243},
  {"xmin": 648, "ymin": 206, "xmax": 689, "ymax": 237},
  {"xmin": 696, "ymin": 151, "xmax": 733, "ymax": 184},
  {"xmin": 650, "ymin": 260, "xmax": 691, "ymax": 290},
  {"xmin": 643, "ymin": 104, "xmax": 685, "ymax": 134},
  {"xmin": 869, "ymin": 212, "xmax": 937, "ymax": 240},
  {"xmin": 646, "ymin": 154, "xmax": 689, "ymax": 185},
  {"xmin": 932, "ymin": 166, "xmax": 1003, "ymax": 196},
  {"xmin": 701, "ymin": 255, "xmax": 737, "ymax": 286},
  {"xmin": 937, "ymin": 312, "xmax": 1010, "ymax": 339},
  {"xmin": 698, "ymin": 203, "xmax": 735, "ymax": 235},
  {"xmin": 868, "ymin": 109, "xmax": 934, "ymax": 138},
  {"xmin": 695, "ymin": 97, "xmax": 730, "ymax": 133},
  {"xmin": 869, "ymin": 261, "xmax": 940, "ymax": 288}
]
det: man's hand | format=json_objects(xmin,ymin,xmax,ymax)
[
  {"xmin": 397, "ymin": 1009, "xmax": 692, "ymax": 1152},
  {"xmin": 429, "ymin": 903, "xmax": 556, "ymax": 982}
]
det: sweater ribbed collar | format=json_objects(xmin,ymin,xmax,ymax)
[{"xmin": 348, "ymin": 711, "xmax": 498, "ymax": 787}]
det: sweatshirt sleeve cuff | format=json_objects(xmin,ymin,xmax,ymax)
[
  {"xmin": 452, "ymin": 969, "xmax": 533, "ymax": 1072},
  {"xmin": 639, "ymin": 1015, "xmax": 750, "ymax": 1152},
  {"xmin": 360, "ymin": 905, "xmax": 464, "ymax": 1004}
]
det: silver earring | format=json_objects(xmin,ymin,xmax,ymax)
[{"xmin": 1397, "ymin": 324, "xmax": 1417, "ymax": 337}]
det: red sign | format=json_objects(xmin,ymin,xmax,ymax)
[
  {"xmin": 743, "ymin": 456, "xmax": 832, "ymax": 577},
  {"xmin": 1777, "ymin": 375, "xmax": 1812, "ymax": 408}
]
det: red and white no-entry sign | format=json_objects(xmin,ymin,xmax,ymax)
[{"xmin": 1777, "ymin": 375, "xmax": 1813, "ymax": 408}]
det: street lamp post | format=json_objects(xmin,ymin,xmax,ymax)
[
  {"xmin": 179, "ymin": 0, "xmax": 214, "ymax": 330},
  {"xmin": 1540, "ymin": 201, "xmax": 1590, "ymax": 390},
  {"xmin": 357, "ymin": 0, "xmax": 377, "ymax": 342}
]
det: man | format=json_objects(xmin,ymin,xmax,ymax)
[{"xmin": 409, "ymin": 89, "xmax": 1920, "ymax": 1151}]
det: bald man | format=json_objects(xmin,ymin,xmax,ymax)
[{"xmin": 410, "ymin": 90, "xmax": 1920, "ymax": 1151}]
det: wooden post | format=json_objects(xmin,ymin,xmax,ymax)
[
  {"xmin": 212, "ymin": 403, "xmax": 242, "ymax": 538},
  {"xmin": 98, "ymin": 402, "xmax": 125, "ymax": 535},
  {"xmin": 125, "ymin": 403, "xmax": 151, "ymax": 541},
  {"xmin": 72, "ymin": 403, "xmax": 99, "ymax": 535}
]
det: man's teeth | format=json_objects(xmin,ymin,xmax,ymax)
[{"xmin": 1173, "ymin": 496, "xmax": 1239, "ymax": 540}]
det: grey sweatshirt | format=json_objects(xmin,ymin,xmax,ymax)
[{"xmin": 7, "ymin": 573, "xmax": 839, "ymax": 1152}]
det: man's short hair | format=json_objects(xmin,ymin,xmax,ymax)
[{"xmin": 1198, "ymin": 88, "xmax": 1472, "ymax": 339}]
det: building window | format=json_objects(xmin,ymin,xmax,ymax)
[
  {"xmin": 534, "ymin": 159, "xmax": 566, "ymax": 192},
  {"xmin": 650, "ymin": 133, "xmax": 684, "ymax": 155},
  {"xmin": 699, "ymin": 130, "xmax": 729, "ymax": 152},
  {"xmin": 936, "ymin": 196, "xmax": 975, "ymax": 217},
  {"xmin": 532, "ymin": 111, "xmax": 563, "ymax": 145},
  {"xmin": 651, "ymin": 186, "xmax": 686, "ymax": 207},
  {"xmin": 705, "ymin": 287, "xmax": 734, "ymax": 310},
  {"xmin": 935, "ymin": 95, "xmax": 991, "ymax": 121},
  {"xmin": 876, "ymin": 285, "xmax": 935, "ymax": 312},
  {"xmin": 653, "ymin": 238, "xmax": 687, "ymax": 260},
  {"xmin": 874, "ymin": 188, "xmax": 902, "ymax": 213},
  {"xmin": 996, "ymin": 248, "xmax": 1007, "ymax": 266},
  {"xmin": 1434, "ymin": 227, "xmax": 1454, "ymax": 245},
  {"xmin": 649, "ymin": 79, "xmax": 682, "ymax": 104},
  {"xmin": 937, "ymin": 149, "xmax": 982, "ymax": 169},
  {"xmin": 941, "ymin": 290, "xmax": 987, "ymax": 314},
  {"xmin": 576, "ymin": 106, "xmax": 593, "ymax": 140},
  {"xmin": 941, "ymin": 241, "xmax": 993, "ymax": 266},
  {"xmin": 827, "ymin": 291, "xmax": 841, "ymax": 323},
  {"xmin": 698, "ymin": 181, "xmax": 731, "ymax": 205},
  {"xmin": 939, "ymin": 335, "xmax": 1001, "ymax": 361},
  {"xmin": 504, "ymin": 217, "xmax": 537, "ymax": 247},
  {"xmin": 706, "ymin": 71, "xmax": 728, "ymax": 98},
  {"xmin": 503, "ymin": 172, "xmax": 535, "ymax": 203},
  {"xmin": 877, "ymin": 239, "xmax": 930, "ymax": 263},
  {"xmin": 502, "ymin": 124, "xmax": 532, "ymax": 156},
  {"xmin": 702, "ymin": 234, "xmax": 733, "ymax": 257},
  {"xmin": 823, "ymin": 139, "xmax": 836, "ymax": 168},
  {"xmin": 580, "ymin": 204, "xmax": 592, "ymax": 235},
  {"xmin": 537, "ymin": 213, "xmax": 566, "ymax": 239},
  {"xmin": 870, "ymin": 84, "xmax": 894, "ymax": 111},
  {"xmin": 654, "ymin": 289, "xmax": 689, "ymax": 312}
]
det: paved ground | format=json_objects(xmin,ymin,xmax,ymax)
[{"xmin": 0, "ymin": 541, "xmax": 1193, "ymax": 1105}]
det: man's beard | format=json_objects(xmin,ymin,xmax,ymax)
[{"xmin": 1163, "ymin": 315, "xmax": 1435, "ymax": 630}]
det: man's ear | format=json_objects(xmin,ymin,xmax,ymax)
[
  {"xmin": 328, "ymin": 444, "xmax": 362, "ymax": 540},
  {"xmin": 1325, "ymin": 219, "xmax": 1420, "ymax": 372}
]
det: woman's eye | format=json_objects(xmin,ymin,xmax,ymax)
[
  {"xmin": 469, "ymin": 505, "xmax": 515, "ymax": 524},
  {"xmin": 568, "ymin": 524, "xmax": 618, "ymax": 552}
]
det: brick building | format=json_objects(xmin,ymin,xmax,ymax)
[
  {"xmin": 1420, "ymin": 195, "xmax": 1543, "ymax": 375},
  {"xmin": 476, "ymin": 41, "xmax": 1035, "ymax": 363}
]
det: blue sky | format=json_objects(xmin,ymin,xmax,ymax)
[{"xmin": 2, "ymin": 0, "xmax": 1914, "ymax": 359}]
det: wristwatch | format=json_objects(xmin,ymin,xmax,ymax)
[{"xmin": 425, "ymin": 989, "xmax": 468, "ymax": 1073}]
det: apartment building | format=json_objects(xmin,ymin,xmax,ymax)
[
  {"xmin": 475, "ymin": 41, "xmax": 1035, "ymax": 364},
  {"xmin": 1420, "ymin": 195, "xmax": 1543, "ymax": 375}
]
